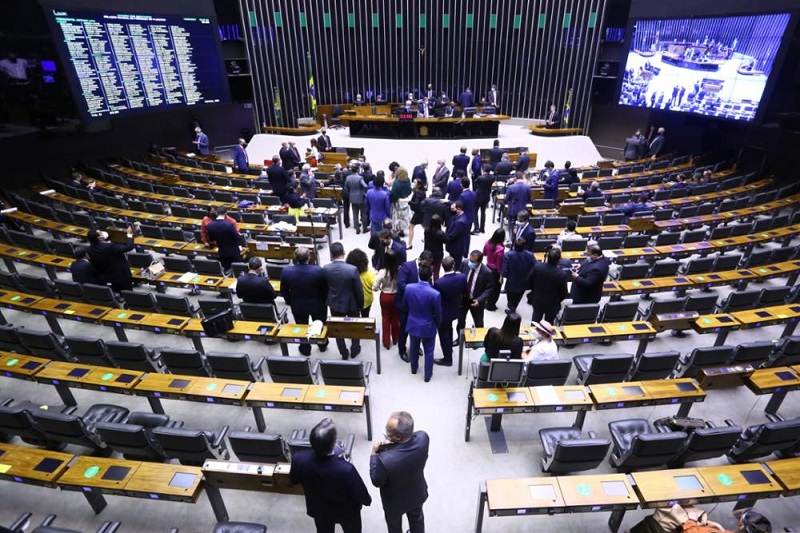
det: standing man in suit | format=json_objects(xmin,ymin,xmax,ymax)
[
  {"xmin": 433, "ymin": 256, "xmax": 467, "ymax": 365},
  {"xmin": 425, "ymin": 83, "xmax": 434, "ymax": 100},
  {"xmin": 569, "ymin": 243, "xmax": 611, "ymax": 304},
  {"xmin": 623, "ymin": 130, "xmax": 644, "ymax": 161},
  {"xmin": 511, "ymin": 212, "xmax": 537, "ymax": 252},
  {"xmin": 344, "ymin": 165, "xmax": 368, "ymax": 234},
  {"xmin": 70, "ymin": 247, "xmax": 102, "ymax": 285},
  {"xmin": 412, "ymin": 162, "xmax": 428, "ymax": 189},
  {"xmin": 459, "ymin": 177, "xmax": 477, "ymax": 235},
  {"xmin": 460, "ymin": 250, "xmax": 495, "ymax": 328},
  {"xmin": 505, "ymin": 175, "xmax": 531, "ymax": 232},
  {"xmin": 281, "ymin": 247, "xmax": 329, "ymax": 356},
  {"xmin": 460, "ymin": 87, "xmax": 474, "ymax": 109},
  {"xmin": 396, "ymin": 251, "xmax": 433, "ymax": 360},
  {"xmin": 649, "ymin": 127, "xmax": 666, "ymax": 158},
  {"xmin": 488, "ymin": 140, "xmax": 503, "ymax": 169},
  {"xmin": 446, "ymin": 175, "xmax": 463, "ymax": 202},
  {"xmin": 236, "ymin": 257, "xmax": 277, "ymax": 304},
  {"xmin": 279, "ymin": 142, "xmax": 295, "ymax": 170},
  {"xmin": 365, "ymin": 174, "xmax": 392, "ymax": 236},
  {"xmin": 503, "ymin": 238, "xmax": 536, "ymax": 314},
  {"xmin": 470, "ymin": 149, "xmax": 482, "ymax": 179},
  {"xmin": 473, "ymin": 167, "xmax": 493, "ymax": 234},
  {"xmin": 401, "ymin": 265, "xmax": 442, "ymax": 382},
  {"xmin": 233, "ymin": 138, "xmax": 249, "ymax": 171},
  {"xmin": 528, "ymin": 246, "xmax": 569, "ymax": 322},
  {"xmin": 372, "ymin": 229, "xmax": 407, "ymax": 271},
  {"xmin": 370, "ymin": 411, "xmax": 430, "ymax": 533},
  {"xmin": 290, "ymin": 418, "xmax": 372, "ymax": 533},
  {"xmin": 541, "ymin": 160, "xmax": 560, "ymax": 201},
  {"xmin": 323, "ymin": 243, "xmax": 364, "ymax": 359},
  {"xmin": 545, "ymin": 103, "xmax": 561, "ymax": 128},
  {"xmin": 206, "ymin": 207, "xmax": 242, "ymax": 270},
  {"xmin": 516, "ymin": 148, "xmax": 531, "ymax": 173},
  {"xmin": 192, "ymin": 126, "xmax": 209, "ymax": 155},
  {"xmin": 487, "ymin": 84, "xmax": 499, "ymax": 108},
  {"xmin": 494, "ymin": 153, "xmax": 514, "ymax": 177},
  {"xmin": 445, "ymin": 201, "xmax": 470, "ymax": 270},
  {"xmin": 452, "ymin": 147, "xmax": 470, "ymax": 178},
  {"xmin": 87, "ymin": 228, "xmax": 135, "ymax": 291},
  {"xmin": 431, "ymin": 160, "xmax": 450, "ymax": 194},
  {"xmin": 267, "ymin": 155, "xmax": 291, "ymax": 202},
  {"xmin": 317, "ymin": 128, "xmax": 333, "ymax": 152},
  {"xmin": 289, "ymin": 141, "xmax": 302, "ymax": 168},
  {"xmin": 420, "ymin": 188, "xmax": 449, "ymax": 230}
]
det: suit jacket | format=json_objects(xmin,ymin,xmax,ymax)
[
  {"xmin": 446, "ymin": 179, "xmax": 463, "ymax": 202},
  {"xmin": 366, "ymin": 187, "xmax": 391, "ymax": 223},
  {"xmin": 649, "ymin": 135, "xmax": 665, "ymax": 157},
  {"xmin": 401, "ymin": 282, "xmax": 442, "ymax": 338},
  {"xmin": 506, "ymin": 181, "xmax": 531, "ymax": 220},
  {"xmin": 412, "ymin": 165, "xmax": 428, "ymax": 187},
  {"xmin": 546, "ymin": 110, "xmax": 561, "ymax": 128},
  {"xmin": 396, "ymin": 260, "xmax": 419, "ymax": 307},
  {"xmin": 422, "ymin": 228, "xmax": 445, "ymax": 262},
  {"xmin": 267, "ymin": 165, "xmax": 290, "ymax": 197},
  {"xmin": 623, "ymin": 136, "xmax": 642, "ymax": 160},
  {"xmin": 194, "ymin": 132, "xmax": 209, "ymax": 154},
  {"xmin": 528, "ymin": 262, "xmax": 568, "ymax": 311},
  {"xmin": 459, "ymin": 189, "xmax": 476, "ymax": 224},
  {"xmin": 206, "ymin": 219, "xmax": 241, "ymax": 261},
  {"xmin": 344, "ymin": 173, "xmax": 368, "ymax": 204},
  {"xmin": 460, "ymin": 263, "xmax": 495, "ymax": 306},
  {"xmin": 445, "ymin": 212, "xmax": 470, "ymax": 259},
  {"xmin": 581, "ymin": 188, "xmax": 604, "ymax": 203},
  {"xmin": 470, "ymin": 154, "xmax": 482, "ymax": 176},
  {"xmin": 502, "ymin": 250, "xmax": 536, "ymax": 293},
  {"xmin": 473, "ymin": 174, "xmax": 494, "ymax": 206},
  {"xmin": 279, "ymin": 147, "xmax": 295, "ymax": 169},
  {"xmin": 233, "ymin": 145, "xmax": 249, "ymax": 171},
  {"xmin": 495, "ymin": 161, "xmax": 514, "ymax": 177},
  {"xmin": 70, "ymin": 259, "xmax": 103, "ymax": 285},
  {"xmin": 516, "ymin": 154, "xmax": 530, "ymax": 172},
  {"xmin": 236, "ymin": 272, "xmax": 277, "ymax": 304},
  {"xmin": 370, "ymin": 431, "xmax": 430, "ymax": 515},
  {"xmin": 317, "ymin": 134, "xmax": 332, "ymax": 151},
  {"xmin": 460, "ymin": 90, "xmax": 474, "ymax": 108},
  {"xmin": 570, "ymin": 256, "xmax": 611, "ymax": 304},
  {"xmin": 488, "ymin": 147, "xmax": 503, "ymax": 167},
  {"xmin": 432, "ymin": 166, "xmax": 450, "ymax": 192},
  {"xmin": 88, "ymin": 239, "xmax": 134, "ymax": 287},
  {"xmin": 323, "ymin": 260, "xmax": 364, "ymax": 314},
  {"xmin": 542, "ymin": 170, "xmax": 560, "ymax": 200},
  {"xmin": 434, "ymin": 272, "xmax": 467, "ymax": 322},
  {"xmin": 372, "ymin": 239, "xmax": 407, "ymax": 271},
  {"xmin": 421, "ymin": 197, "xmax": 450, "ymax": 229},
  {"xmin": 280, "ymin": 263, "xmax": 328, "ymax": 319},
  {"xmin": 512, "ymin": 222, "xmax": 537, "ymax": 251},
  {"xmin": 290, "ymin": 451, "xmax": 372, "ymax": 522},
  {"xmin": 452, "ymin": 154, "xmax": 470, "ymax": 175}
]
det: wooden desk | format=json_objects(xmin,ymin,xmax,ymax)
[
  {"xmin": 744, "ymin": 366, "xmax": 800, "ymax": 415},
  {"xmin": 731, "ymin": 304, "xmax": 800, "ymax": 338},
  {"xmin": 182, "ymin": 319, "xmax": 277, "ymax": 352},
  {"xmin": 124, "ymin": 462, "xmax": 204, "ymax": 502},
  {"xmin": 529, "ymin": 125, "xmax": 583, "ymax": 136},
  {"xmin": 0, "ymin": 352, "xmax": 49, "ymax": 380},
  {"xmin": 458, "ymin": 326, "xmax": 544, "ymax": 375},
  {"xmin": 693, "ymin": 314, "xmax": 742, "ymax": 345},
  {"xmin": 472, "ymin": 387, "xmax": 534, "ymax": 414},
  {"xmin": 640, "ymin": 378, "xmax": 705, "ymax": 410},
  {"xmin": 485, "ymin": 477, "xmax": 565, "ymax": 515},
  {"xmin": 0, "ymin": 290, "xmax": 41, "ymax": 313},
  {"xmin": 35, "ymin": 361, "xmax": 143, "ymax": 405},
  {"xmin": 58, "ymin": 456, "xmax": 141, "ymax": 512},
  {"xmin": 558, "ymin": 474, "xmax": 638, "ymax": 511},
  {"xmin": 698, "ymin": 464, "xmax": 782, "ymax": 505},
  {"xmin": 590, "ymin": 382, "xmax": 652, "ymax": 409},
  {"xmin": 324, "ymin": 317, "xmax": 381, "ymax": 373},
  {"xmin": 633, "ymin": 468, "xmax": 711, "ymax": 508},
  {"xmin": 766, "ymin": 457, "xmax": 800, "ymax": 494},
  {"xmin": 274, "ymin": 324, "xmax": 328, "ymax": 344},
  {"xmin": 0, "ymin": 443, "xmax": 73, "ymax": 488},
  {"xmin": 28, "ymin": 298, "xmax": 113, "ymax": 336},
  {"xmin": 558, "ymin": 322, "xmax": 656, "ymax": 357}
]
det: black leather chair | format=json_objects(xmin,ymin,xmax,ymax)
[
  {"xmin": 598, "ymin": 301, "xmax": 638, "ymax": 323},
  {"xmin": 152, "ymin": 425, "xmax": 230, "ymax": 465},
  {"xmin": 81, "ymin": 283, "xmax": 120, "ymax": 306},
  {"xmin": 616, "ymin": 263, "xmax": 650, "ymax": 280},
  {"xmin": 678, "ymin": 346, "xmax": 734, "ymax": 378},
  {"xmin": 156, "ymin": 294, "xmax": 198, "ymax": 317},
  {"xmin": 656, "ymin": 423, "xmax": 742, "ymax": 468},
  {"xmin": 758, "ymin": 286, "xmax": 790, "ymax": 307},
  {"xmin": 727, "ymin": 417, "xmax": 800, "ymax": 463},
  {"xmin": 54, "ymin": 279, "xmax": 84, "ymax": 302},
  {"xmin": 206, "ymin": 352, "xmax": 265, "ymax": 381},
  {"xmin": 0, "ymin": 324, "xmax": 26, "ymax": 353},
  {"xmin": 628, "ymin": 351, "xmax": 680, "ymax": 380},
  {"xmin": 538, "ymin": 426, "xmax": 611, "ymax": 474},
  {"xmin": 95, "ymin": 412, "xmax": 179, "ymax": 460},
  {"xmin": 683, "ymin": 293, "xmax": 718, "ymax": 315},
  {"xmin": 637, "ymin": 297, "xmax": 685, "ymax": 321},
  {"xmin": 318, "ymin": 360, "xmax": 371, "ymax": 387},
  {"xmin": 194, "ymin": 258, "xmax": 226, "ymax": 276},
  {"xmin": 0, "ymin": 401, "xmax": 72, "ymax": 447},
  {"xmin": 712, "ymin": 253, "xmax": 742, "ymax": 272},
  {"xmin": 163, "ymin": 256, "xmax": 194, "ymax": 273},
  {"xmin": 649, "ymin": 260, "xmax": 681, "ymax": 278},
  {"xmin": 717, "ymin": 290, "xmax": 760, "ymax": 313},
  {"xmin": 199, "ymin": 298, "xmax": 234, "ymax": 318},
  {"xmin": 17, "ymin": 329, "xmax": 70, "ymax": 361},
  {"xmin": 0, "ymin": 270, "xmax": 21, "ymax": 290},
  {"xmin": 121, "ymin": 290, "xmax": 158, "ymax": 312},
  {"xmin": 228, "ymin": 428, "xmax": 290, "ymax": 463},
  {"xmin": 769, "ymin": 336, "xmax": 800, "ymax": 367},
  {"xmin": 161, "ymin": 349, "xmax": 211, "ymax": 377},
  {"xmin": 239, "ymin": 302, "xmax": 285, "ymax": 323},
  {"xmin": 18, "ymin": 274, "xmax": 55, "ymax": 297},
  {"xmin": 682, "ymin": 257, "xmax": 714, "ymax": 275},
  {"xmin": 558, "ymin": 304, "xmax": 600, "ymax": 326},
  {"xmin": 65, "ymin": 336, "xmax": 115, "ymax": 367},
  {"xmin": 573, "ymin": 354, "xmax": 634, "ymax": 385},
  {"xmin": 31, "ymin": 403, "xmax": 129, "ymax": 454},
  {"xmin": 522, "ymin": 360, "xmax": 572, "ymax": 387},
  {"xmin": 608, "ymin": 418, "xmax": 687, "ymax": 472},
  {"xmin": 266, "ymin": 356, "xmax": 317, "ymax": 384},
  {"xmin": 105, "ymin": 341, "xmax": 164, "ymax": 372},
  {"xmin": 288, "ymin": 430, "xmax": 355, "ymax": 461},
  {"xmin": 213, "ymin": 521, "xmax": 267, "ymax": 533},
  {"xmin": 731, "ymin": 342, "xmax": 773, "ymax": 367}
]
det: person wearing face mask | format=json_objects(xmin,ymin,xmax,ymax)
[
  {"xmin": 570, "ymin": 243, "xmax": 611, "ymax": 304},
  {"xmin": 87, "ymin": 226, "xmax": 135, "ymax": 292},
  {"xmin": 445, "ymin": 200, "xmax": 470, "ymax": 270},
  {"xmin": 527, "ymin": 246, "xmax": 569, "ymax": 323},
  {"xmin": 512, "ymin": 211, "xmax": 537, "ymax": 252},
  {"xmin": 458, "ymin": 250, "xmax": 495, "ymax": 328},
  {"xmin": 233, "ymin": 137, "xmax": 249, "ymax": 171},
  {"xmin": 524, "ymin": 320, "xmax": 559, "ymax": 361}
]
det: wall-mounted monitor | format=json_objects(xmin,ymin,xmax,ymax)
[{"xmin": 618, "ymin": 13, "xmax": 791, "ymax": 121}]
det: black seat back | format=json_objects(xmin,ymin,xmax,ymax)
[
  {"xmin": 266, "ymin": 356, "xmax": 314, "ymax": 384},
  {"xmin": 318, "ymin": 360, "xmax": 368, "ymax": 387},
  {"xmin": 65, "ymin": 336, "xmax": 113, "ymax": 367},
  {"xmin": 161, "ymin": 349, "xmax": 210, "ymax": 377},
  {"xmin": 600, "ymin": 301, "xmax": 638, "ymax": 322},
  {"xmin": 152, "ymin": 427, "xmax": 225, "ymax": 465},
  {"xmin": 17, "ymin": 329, "xmax": 69, "ymax": 360},
  {"xmin": 582, "ymin": 354, "xmax": 634, "ymax": 384},
  {"xmin": 670, "ymin": 425, "xmax": 742, "ymax": 467},
  {"xmin": 560, "ymin": 304, "xmax": 599, "ymax": 325},
  {"xmin": 228, "ymin": 431, "xmax": 289, "ymax": 463},
  {"xmin": 206, "ymin": 351, "xmax": 259, "ymax": 381},
  {"xmin": 523, "ymin": 360, "xmax": 572, "ymax": 387},
  {"xmin": 681, "ymin": 346, "xmax": 734, "ymax": 377},
  {"xmin": 629, "ymin": 351, "xmax": 680, "ymax": 380},
  {"xmin": 728, "ymin": 419, "xmax": 800, "ymax": 462}
]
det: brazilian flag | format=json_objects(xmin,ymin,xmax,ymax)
[
  {"xmin": 273, "ymin": 86, "xmax": 283, "ymax": 126},
  {"xmin": 563, "ymin": 88, "xmax": 573, "ymax": 127},
  {"xmin": 307, "ymin": 51, "xmax": 317, "ymax": 115}
]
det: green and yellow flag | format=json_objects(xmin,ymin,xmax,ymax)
[
  {"xmin": 306, "ymin": 51, "xmax": 317, "ymax": 115},
  {"xmin": 273, "ymin": 86, "xmax": 283, "ymax": 126}
]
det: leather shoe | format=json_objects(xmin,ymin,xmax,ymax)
[
  {"xmin": 350, "ymin": 347, "xmax": 361, "ymax": 358},
  {"xmin": 319, "ymin": 342, "xmax": 328, "ymax": 353},
  {"xmin": 452, "ymin": 339, "xmax": 460, "ymax": 347},
  {"xmin": 424, "ymin": 377, "xmax": 431, "ymax": 382},
  {"xmin": 434, "ymin": 359, "xmax": 452, "ymax": 366},
  {"xmin": 400, "ymin": 353, "xmax": 409, "ymax": 362}
]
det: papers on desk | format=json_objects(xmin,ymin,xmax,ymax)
[
  {"xmin": 0, "ymin": 207, "xmax": 18, "ymax": 214},
  {"xmin": 39, "ymin": 190, "xmax": 55, "ymax": 197},
  {"xmin": 186, "ymin": 152, "xmax": 196, "ymax": 157},
  {"xmin": 308, "ymin": 320, "xmax": 324, "ymax": 337},
  {"xmin": 177, "ymin": 272, "xmax": 197, "ymax": 284},
  {"xmin": 270, "ymin": 221, "xmax": 297, "ymax": 232},
  {"xmin": 255, "ymin": 241, "xmax": 269, "ymax": 251},
  {"xmin": 225, "ymin": 166, "xmax": 233, "ymax": 174},
  {"xmin": 535, "ymin": 385, "xmax": 561, "ymax": 405}
]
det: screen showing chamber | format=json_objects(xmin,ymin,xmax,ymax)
[
  {"xmin": 46, "ymin": 8, "xmax": 228, "ymax": 121},
  {"xmin": 618, "ymin": 13, "xmax": 791, "ymax": 121}
]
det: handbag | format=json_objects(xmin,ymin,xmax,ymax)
[
  {"xmin": 201, "ymin": 309, "xmax": 235, "ymax": 337},
  {"xmin": 654, "ymin": 416, "xmax": 708, "ymax": 433}
]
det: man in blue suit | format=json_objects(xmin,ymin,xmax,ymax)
[
  {"xmin": 445, "ymin": 201, "xmax": 470, "ymax": 270},
  {"xmin": 451, "ymin": 147, "xmax": 470, "ymax": 178},
  {"xmin": 511, "ymin": 212, "xmax": 537, "ymax": 252},
  {"xmin": 396, "ymin": 251, "xmax": 433, "ymax": 359},
  {"xmin": 460, "ymin": 87, "xmax": 474, "ymax": 108},
  {"xmin": 458, "ymin": 176, "xmax": 476, "ymax": 234},
  {"xmin": 470, "ymin": 149, "xmax": 482, "ymax": 179},
  {"xmin": 412, "ymin": 162, "xmax": 428, "ymax": 189},
  {"xmin": 401, "ymin": 265, "xmax": 442, "ymax": 382},
  {"xmin": 570, "ymin": 243, "xmax": 611, "ymax": 304},
  {"xmin": 365, "ymin": 174, "xmax": 392, "ymax": 235},
  {"xmin": 233, "ymin": 138, "xmax": 249, "ymax": 172},
  {"xmin": 206, "ymin": 207, "xmax": 242, "ymax": 270},
  {"xmin": 541, "ymin": 160, "xmax": 560, "ymax": 201},
  {"xmin": 502, "ymin": 238, "xmax": 536, "ymax": 313},
  {"xmin": 373, "ymin": 229, "xmax": 407, "ymax": 271},
  {"xmin": 516, "ymin": 148, "xmax": 530, "ymax": 173},
  {"xmin": 281, "ymin": 247, "xmax": 329, "ymax": 356},
  {"xmin": 488, "ymin": 140, "xmax": 503, "ymax": 169},
  {"xmin": 446, "ymin": 176, "xmax": 463, "ymax": 202},
  {"xmin": 505, "ymin": 176, "xmax": 531, "ymax": 230},
  {"xmin": 433, "ymin": 256, "xmax": 466, "ymax": 366},
  {"xmin": 193, "ymin": 127, "xmax": 209, "ymax": 155}
]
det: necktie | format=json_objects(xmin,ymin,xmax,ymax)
[{"xmin": 467, "ymin": 269, "xmax": 476, "ymax": 297}]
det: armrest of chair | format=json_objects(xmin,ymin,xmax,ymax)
[
  {"xmin": 40, "ymin": 515, "xmax": 58, "ymax": 527},
  {"xmin": 0, "ymin": 397, "xmax": 13, "ymax": 407},
  {"xmin": 166, "ymin": 420, "xmax": 184, "ymax": 429},
  {"xmin": 310, "ymin": 359, "xmax": 320, "ymax": 380},
  {"xmin": 363, "ymin": 361, "xmax": 372, "ymax": 380},
  {"xmin": 98, "ymin": 522, "xmax": 121, "ymax": 533},
  {"xmin": 470, "ymin": 362, "xmax": 478, "ymax": 380},
  {"xmin": 8, "ymin": 512, "xmax": 31, "ymax": 532},
  {"xmin": 213, "ymin": 425, "xmax": 230, "ymax": 448},
  {"xmin": 587, "ymin": 431, "xmax": 598, "ymax": 439},
  {"xmin": 766, "ymin": 413, "xmax": 784, "ymax": 423},
  {"xmin": 724, "ymin": 419, "xmax": 739, "ymax": 427},
  {"xmin": 291, "ymin": 428, "xmax": 307, "ymax": 440},
  {"xmin": 276, "ymin": 306, "xmax": 288, "ymax": 324},
  {"xmin": 251, "ymin": 356, "xmax": 266, "ymax": 379},
  {"xmin": 62, "ymin": 405, "xmax": 79, "ymax": 416},
  {"xmin": 341, "ymin": 433, "xmax": 356, "ymax": 461}
]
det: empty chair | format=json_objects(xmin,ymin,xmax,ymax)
[
  {"xmin": 161, "ymin": 349, "xmax": 211, "ymax": 377},
  {"xmin": 709, "ymin": 226, "xmax": 732, "ymax": 239},
  {"xmin": 729, "ymin": 222, "xmax": 753, "ymax": 237},
  {"xmin": 769, "ymin": 336, "xmax": 800, "ymax": 367},
  {"xmin": 126, "ymin": 252, "xmax": 156, "ymax": 269},
  {"xmin": 650, "ymin": 260, "xmax": 680, "ymax": 278},
  {"xmin": 577, "ymin": 215, "xmax": 600, "ymax": 226},
  {"xmin": 144, "ymin": 202, "xmax": 167, "ymax": 215},
  {"xmin": 542, "ymin": 216, "xmax": 566, "ymax": 228},
  {"xmin": 0, "ymin": 402, "xmax": 56, "ymax": 446},
  {"xmin": 155, "ymin": 294, "xmax": 197, "ymax": 316},
  {"xmin": 139, "ymin": 224, "xmax": 163, "ymax": 239},
  {"xmin": 0, "ymin": 270, "xmax": 21, "ymax": 290},
  {"xmin": 81, "ymin": 283, "xmax": 120, "ymax": 307},
  {"xmin": 628, "ymin": 351, "xmax": 680, "ymax": 380},
  {"xmin": 105, "ymin": 341, "xmax": 164, "ymax": 372},
  {"xmin": 163, "ymin": 256, "xmax": 194, "ymax": 273},
  {"xmin": 241, "ymin": 212, "xmax": 266, "ymax": 224},
  {"xmin": 18, "ymin": 274, "xmax": 55, "ymax": 297},
  {"xmin": 0, "ymin": 324, "xmax": 26, "ymax": 353},
  {"xmin": 608, "ymin": 419, "xmax": 687, "ymax": 471},
  {"xmin": 54, "ymin": 279, "xmax": 85, "ymax": 301},
  {"xmin": 623, "ymin": 235, "xmax": 650, "ymax": 248},
  {"xmin": 151, "ymin": 425, "xmax": 230, "ymax": 465},
  {"xmin": 318, "ymin": 360, "xmax": 371, "ymax": 387},
  {"xmin": 602, "ymin": 213, "xmax": 625, "ymax": 225},
  {"xmin": 194, "ymin": 258, "xmax": 226, "ymax": 276},
  {"xmin": 682, "ymin": 257, "xmax": 714, "ymax": 275},
  {"xmin": 65, "ymin": 337, "xmax": 115, "ymax": 367},
  {"xmin": 661, "ymin": 423, "xmax": 743, "ymax": 467},
  {"xmin": 770, "ymin": 246, "xmax": 797, "ymax": 262},
  {"xmin": 561, "ymin": 238, "xmax": 588, "ymax": 252},
  {"xmin": 653, "ymin": 210, "xmax": 675, "ymax": 223},
  {"xmin": 266, "ymin": 356, "xmax": 316, "ymax": 384},
  {"xmin": 206, "ymin": 351, "xmax": 264, "ymax": 381},
  {"xmin": 49, "ymin": 240, "xmax": 77, "ymax": 257},
  {"xmin": 522, "ymin": 360, "xmax": 572, "ymax": 387},
  {"xmin": 682, "ymin": 229, "xmax": 707, "ymax": 244},
  {"xmin": 121, "ymin": 290, "xmax": 158, "ymax": 312},
  {"xmin": 538, "ymin": 427, "xmax": 611, "ymax": 474},
  {"xmin": 744, "ymin": 250, "xmax": 772, "ymax": 268},
  {"xmin": 198, "ymin": 298, "xmax": 234, "ymax": 318},
  {"xmin": 597, "ymin": 236, "xmax": 622, "ymax": 250},
  {"xmin": 731, "ymin": 341, "xmax": 773, "ymax": 367},
  {"xmin": 638, "ymin": 296, "xmax": 687, "ymax": 321},
  {"xmin": 727, "ymin": 417, "xmax": 800, "ymax": 463},
  {"xmin": 228, "ymin": 429, "xmax": 290, "ymax": 463},
  {"xmin": 95, "ymin": 412, "xmax": 177, "ymax": 460},
  {"xmin": 17, "ymin": 329, "xmax": 70, "ymax": 361},
  {"xmin": 684, "ymin": 293, "xmax": 718, "ymax": 315},
  {"xmin": 558, "ymin": 303, "xmax": 599, "ymax": 326},
  {"xmin": 31, "ymin": 403, "xmax": 129, "ymax": 453},
  {"xmin": 717, "ymin": 290, "xmax": 760, "ymax": 313},
  {"xmin": 678, "ymin": 346, "xmax": 735, "ymax": 378},
  {"xmin": 573, "ymin": 354, "xmax": 635, "ymax": 385},
  {"xmin": 598, "ymin": 301, "xmax": 638, "ymax": 323},
  {"xmin": 162, "ymin": 227, "xmax": 191, "ymax": 242},
  {"xmin": 617, "ymin": 263, "xmax": 650, "ymax": 280},
  {"xmin": 712, "ymin": 253, "xmax": 742, "ymax": 272},
  {"xmin": 239, "ymin": 302, "xmax": 282, "ymax": 322}
]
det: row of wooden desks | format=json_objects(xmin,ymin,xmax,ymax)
[
  {"xmin": 476, "ymin": 457, "xmax": 800, "ymax": 532},
  {"xmin": 744, "ymin": 365, "xmax": 800, "ymax": 416},
  {"xmin": 654, "ymin": 193, "xmax": 800, "ymax": 231},
  {"xmin": 0, "ymin": 354, "xmax": 373, "ymax": 439},
  {"xmin": 465, "ymin": 379, "xmax": 705, "ymax": 441}
]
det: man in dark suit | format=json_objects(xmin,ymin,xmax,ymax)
[
  {"xmin": 511, "ymin": 212, "xmax": 537, "ymax": 252},
  {"xmin": 451, "ymin": 147, "xmax": 470, "ymax": 178},
  {"xmin": 505, "ymin": 176, "xmax": 531, "ymax": 230},
  {"xmin": 623, "ymin": 130, "xmax": 645, "ymax": 161},
  {"xmin": 289, "ymin": 141, "xmax": 302, "ymax": 168},
  {"xmin": 317, "ymin": 128, "xmax": 333, "ymax": 152},
  {"xmin": 488, "ymin": 140, "xmax": 503, "ymax": 169},
  {"xmin": 206, "ymin": 207, "xmax": 242, "ymax": 270},
  {"xmin": 431, "ymin": 160, "xmax": 450, "ymax": 194},
  {"xmin": 267, "ymin": 155, "xmax": 291, "ymax": 202},
  {"xmin": 412, "ymin": 162, "xmax": 428, "ymax": 189},
  {"xmin": 370, "ymin": 411, "xmax": 430, "ymax": 533},
  {"xmin": 581, "ymin": 180, "xmax": 604, "ymax": 203},
  {"xmin": 570, "ymin": 243, "xmax": 611, "ymax": 304},
  {"xmin": 279, "ymin": 142, "xmax": 295, "ymax": 170},
  {"xmin": 445, "ymin": 201, "xmax": 470, "ymax": 270},
  {"xmin": 528, "ymin": 246, "xmax": 569, "ymax": 322},
  {"xmin": 502, "ymin": 238, "xmax": 536, "ymax": 314},
  {"xmin": 559, "ymin": 161, "xmax": 579, "ymax": 185},
  {"xmin": 459, "ymin": 176, "xmax": 477, "ymax": 235},
  {"xmin": 396, "ymin": 251, "xmax": 433, "ymax": 359},
  {"xmin": 401, "ymin": 265, "xmax": 441, "ymax": 382},
  {"xmin": 494, "ymin": 154, "xmax": 514, "ymax": 177},
  {"xmin": 70, "ymin": 247, "xmax": 103, "ymax": 285},
  {"xmin": 648, "ymin": 127, "xmax": 666, "ymax": 158},
  {"xmin": 459, "ymin": 250, "xmax": 495, "ymax": 328},
  {"xmin": 372, "ymin": 229, "xmax": 407, "ymax": 271},
  {"xmin": 281, "ymin": 247, "xmax": 329, "ymax": 356},
  {"xmin": 290, "ymin": 418, "xmax": 372, "ymax": 533},
  {"xmin": 446, "ymin": 175, "xmax": 463, "ymax": 203},
  {"xmin": 459, "ymin": 87, "xmax": 474, "ymax": 108},
  {"xmin": 433, "ymin": 256, "xmax": 467, "ymax": 365},
  {"xmin": 420, "ymin": 188, "xmax": 449, "ymax": 230},
  {"xmin": 545, "ymin": 103, "xmax": 561, "ymax": 128},
  {"xmin": 236, "ymin": 257, "xmax": 277, "ymax": 304},
  {"xmin": 87, "ymin": 227, "xmax": 135, "ymax": 292},
  {"xmin": 487, "ymin": 84, "xmax": 498, "ymax": 108},
  {"xmin": 472, "ymin": 169, "xmax": 493, "ymax": 234},
  {"xmin": 541, "ymin": 160, "xmax": 560, "ymax": 201},
  {"xmin": 323, "ymin": 243, "xmax": 364, "ymax": 359},
  {"xmin": 233, "ymin": 138, "xmax": 249, "ymax": 172},
  {"xmin": 516, "ymin": 148, "xmax": 531, "ymax": 173}
]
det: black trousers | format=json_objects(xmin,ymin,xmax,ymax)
[
  {"xmin": 292, "ymin": 307, "xmax": 328, "ymax": 356},
  {"xmin": 532, "ymin": 305, "xmax": 560, "ymax": 324},
  {"xmin": 351, "ymin": 202, "xmax": 367, "ymax": 232},
  {"xmin": 460, "ymin": 304, "xmax": 485, "ymax": 328},
  {"xmin": 487, "ymin": 270, "xmax": 501, "ymax": 307},
  {"xmin": 313, "ymin": 515, "xmax": 362, "ymax": 533},
  {"xmin": 437, "ymin": 319, "xmax": 455, "ymax": 363},
  {"xmin": 331, "ymin": 310, "xmax": 361, "ymax": 357},
  {"xmin": 474, "ymin": 203, "xmax": 488, "ymax": 232},
  {"xmin": 398, "ymin": 311, "xmax": 408, "ymax": 356},
  {"xmin": 343, "ymin": 197, "xmax": 351, "ymax": 226},
  {"xmin": 506, "ymin": 291, "xmax": 524, "ymax": 314},
  {"xmin": 385, "ymin": 506, "xmax": 425, "ymax": 533}
]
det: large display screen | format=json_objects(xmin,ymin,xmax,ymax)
[
  {"xmin": 46, "ymin": 8, "xmax": 228, "ymax": 120},
  {"xmin": 618, "ymin": 13, "xmax": 791, "ymax": 121}
]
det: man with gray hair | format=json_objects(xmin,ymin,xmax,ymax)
[{"xmin": 370, "ymin": 411, "xmax": 430, "ymax": 533}]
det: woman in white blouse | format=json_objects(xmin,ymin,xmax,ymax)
[{"xmin": 524, "ymin": 320, "xmax": 559, "ymax": 361}]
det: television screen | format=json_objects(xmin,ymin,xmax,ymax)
[
  {"xmin": 45, "ymin": 8, "xmax": 228, "ymax": 121},
  {"xmin": 618, "ymin": 13, "xmax": 791, "ymax": 121}
]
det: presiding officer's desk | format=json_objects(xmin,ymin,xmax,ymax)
[{"xmin": 342, "ymin": 114, "xmax": 512, "ymax": 138}]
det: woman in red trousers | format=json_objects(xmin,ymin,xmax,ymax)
[{"xmin": 372, "ymin": 249, "xmax": 401, "ymax": 349}]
